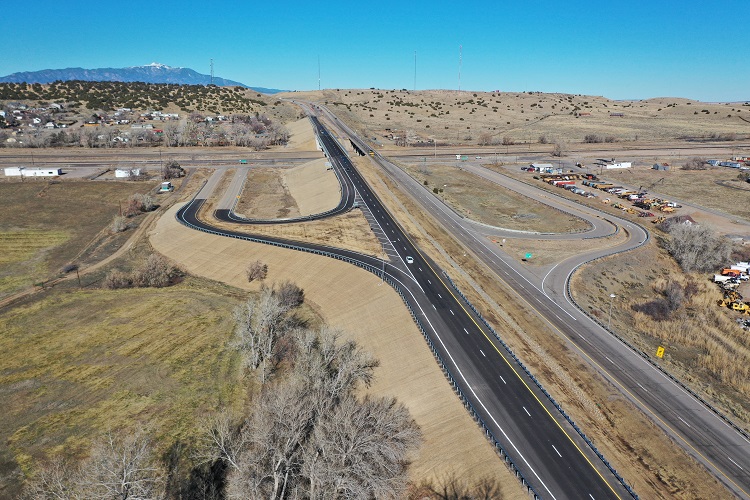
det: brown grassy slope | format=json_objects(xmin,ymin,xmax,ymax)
[{"xmin": 282, "ymin": 89, "xmax": 750, "ymax": 145}]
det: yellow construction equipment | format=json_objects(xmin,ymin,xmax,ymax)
[{"xmin": 731, "ymin": 302, "xmax": 750, "ymax": 314}]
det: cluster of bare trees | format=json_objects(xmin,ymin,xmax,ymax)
[
  {"xmin": 663, "ymin": 223, "xmax": 732, "ymax": 272},
  {"xmin": 26, "ymin": 431, "xmax": 165, "ymax": 499},
  {"xmin": 103, "ymin": 254, "xmax": 179, "ymax": 289},
  {"xmin": 205, "ymin": 328, "xmax": 420, "ymax": 498},
  {"xmin": 246, "ymin": 260, "xmax": 268, "ymax": 282},
  {"xmin": 161, "ymin": 114, "xmax": 289, "ymax": 149}
]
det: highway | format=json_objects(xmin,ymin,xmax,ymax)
[
  {"xmin": 317, "ymin": 106, "xmax": 750, "ymax": 499},
  {"xmin": 178, "ymin": 115, "xmax": 633, "ymax": 499}
]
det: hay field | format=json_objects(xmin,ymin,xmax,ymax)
[
  {"xmin": 0, "ymin": 281, "xmax": 244, "ymax": 497},
  {"xmin": 285, "ymin": 89, "xmax": 750, "ymax": 145},
  {"xmin": 0, "ymin": 181, "xmax": 155, "ymax": 299}
]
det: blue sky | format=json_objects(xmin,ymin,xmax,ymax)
[{"xmin": 1, "ymin": 0, "xmax": 747, "ymax": 101}]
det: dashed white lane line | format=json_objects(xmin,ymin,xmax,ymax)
[
  {"xmin": 728, "ymin": 456, "xmax": 744, "ymax": 471},
  {"xmin": 678, "ymin": 416, "xmax": 691, "ymax": 428},
  {"xmin": 450, "ymin": 309, "xmax": 455, "ymax": 315},
  {"xmin": 499, "ymin": 375, "xmax": 506, "ymax": 384},
  {"xmin": 480, "ymin": 349, "xmax": 486, "ymax": 357},
  {"xmin": 463, "ymin": 328, "xmax": 469, "ymax": 335},
  {"xmin": 552, "ymin": 445, "xmax": 562, "ymax": 458},
  {"xmin": 523, "ymin": 407, "xmax": 531, "ymax": 417}
]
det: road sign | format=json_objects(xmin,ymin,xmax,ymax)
[{"xmin": 656, "ymin": 346, "xmax": 665, "ymax": 358}]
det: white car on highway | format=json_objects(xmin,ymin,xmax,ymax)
[{"xmin": 405, "ymin": 256, "xmax": 414, "ymax": 264}]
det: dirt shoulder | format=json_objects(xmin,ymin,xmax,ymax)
[{"xmin": 149, "ymin": 205, "xmax": 524, "ymax": 494}]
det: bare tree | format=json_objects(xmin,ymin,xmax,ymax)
[
  {"xmin": 552, "ymin": 140, "xmax": 567, "ymax": 157},
  {"xmin": 502, "ymin": 136, "xmax": 514, "ymax": 146},
  {"xmin": 81, "ymin": 431, "xmax": 165, "ymax": 499},
  {"xmin": 663, "ymin": 223, "xmax": 732, "ymax": 272},
  {"xmin": 277, "ymin": 281, "xmax": 304, "ymax": 309},
  {"xmin": 111, "ymin": 215, "xmax": 128, "ymax": 233},
  {"xmin": 25, "ymin": 431, "xmax": 165, "ymax": 500},
  {"xmin": 246, "ymin": 260, "xmax": 268, "ymax": 282},
  {"xmin": 232, "ymin": 285, "xmax": 290, "ymax": 382}
]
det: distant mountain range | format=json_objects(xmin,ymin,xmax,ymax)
[{"xmin": 0, "ymin": 63, "xmax": 286, "ymax": 94}]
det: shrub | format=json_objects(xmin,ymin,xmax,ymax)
[
  {"xmin": 681, "ymin": 157, "xmax": 707, "ymax": 170},
  {"xmin": 103, "ymin": 269, "xmax": 132, "ymax": 289},
  {"xmin": 246, "ymin": 260, "xmax": 268, "ymax": 282},
  {"xmin": 277, "ymin": 280, "xmax": 305, "ymax": 309},
  {"xmin": 502, "ymin": 136, "xmax": 515, "ymax": 146},
  {"xmin": 111, "ymin": 215, "xmax": 128, "ymax": 233},
  {"xmin": 132, "ymin": 254, "xmax": 176, "ymax": 288}
]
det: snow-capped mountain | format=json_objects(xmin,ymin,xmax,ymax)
[{"xmin": 0, "ymin": 63, "xmax": 284, "ymax": 94}]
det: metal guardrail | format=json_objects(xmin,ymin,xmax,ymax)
[
  {"xmin": 441, "ymin": 272, "xmax": 639, "ymax": 499},
  {"xmin": 175, "ymin": 199, "xmax": 542, "ymax": 500}
]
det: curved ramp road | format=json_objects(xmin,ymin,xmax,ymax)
[
  {"xmin": 321, "ymin": 105, "xmax": 750, "ymax": 500},
  {"xmin": 177, "ymin": 117, "xmax": 633, "ymax": 499}
]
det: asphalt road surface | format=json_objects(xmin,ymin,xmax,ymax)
[
  {"xmin": 319, "ymin": 106, "xmax": 750, "ymax": 499},
  {"xmin": 178, "ymin": 114, "xmax": 634, "ymax": 499}
]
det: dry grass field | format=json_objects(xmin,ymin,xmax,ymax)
[
  {"xmin": 0, "ymin": 278, "xmax": 247, "ymax": 498},
  {"xmin": 396, "ymin": 161, "xmax": 590, "ymax": 233},
  {"xmin": 571, "ymin": 241, "xmax": 750, "ymax": 427},
  {"xmin": 0, "ymin": 180, "xmax": 157, "ymax": 300},
  {"xmin": 284, "ymin": 89, "xmax": 750, "ymax": 146}
]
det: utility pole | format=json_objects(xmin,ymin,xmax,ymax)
[
  {"xmin": 607, "ymin": 293, "xmax": 616, "ymax": 329},
  {"xmin": 458, "ymin": 45, "xmax": 462, "ymax": 93},
  {"xmin": 414, "ymin": 51, "xmax": 417, "ymax": 91},
  {"xmin": 210, "ymin": 59, "xmax": 214, "ymax": 85},
  {"xmin": 318, "ymin": 56, "xmax": 321, "ymax": 91}
]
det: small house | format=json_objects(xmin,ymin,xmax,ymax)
[{"xmin": 652, "ymin": 163, "xmax": 670, "ymax": 171}]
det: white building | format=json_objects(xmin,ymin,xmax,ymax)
[
  {"xmin": 605, "ymin": 162, "xmax": 632, "ymax": 169},
  {"xmin": 23, "ymin": 168, "xmax": 62, "ymax": 177},
  {"xmin": 115, "ymin": 168, "xmax": 141, "ymax": 178},
  {"xmin": 4, "ymin": 167, "xmax": 25, "ymax": 176}
]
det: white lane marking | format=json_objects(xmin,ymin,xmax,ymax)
[
  {"xmin": 480, "ymin": 349, "xmax": 486, "ymax": 357},
  {"xmin": 432, "ymin": 304, "xmax": 436, "ymax": 310},
  {"xmin": 427, "ymin": 279, "xmax": 432, "ymax": 284},
  {"xmin": 499, "ymin": 375, "xmax": 506, "ymax": 384},
  {"xmin": 728, "ymin": 456, "xmax": 744, "ymax": 470},
  {"xmin": 450, "ymin": 309, "xmax": 455, "ymax": 315},
  {"xmin": 605, "ymin": 356, "xmax": 614, "ymax": 364},
  {"xmin": 589, "ymin": 494, "xmax": 595, "ymax": 500},
  {"xmin": 677, "ymin": 417, "xmax": 691, "ymax": 428},
  {"xmin": 552, "ymin": 445, "xmax": 562, "ymax": 458},
  {"xmin": 438, "ymin": 293, "xmax": 442, "ymax": 299},
  {"xmin": 637, "ymin": 382, "xmax": 648, "ymax": 393},
  {"xmin": 463, "ymin": 328, "xmax": 469, "ymax": 335},
  {"xmin": 523, "ymin": 406, "xmax": 531, "ymax": 417}
]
